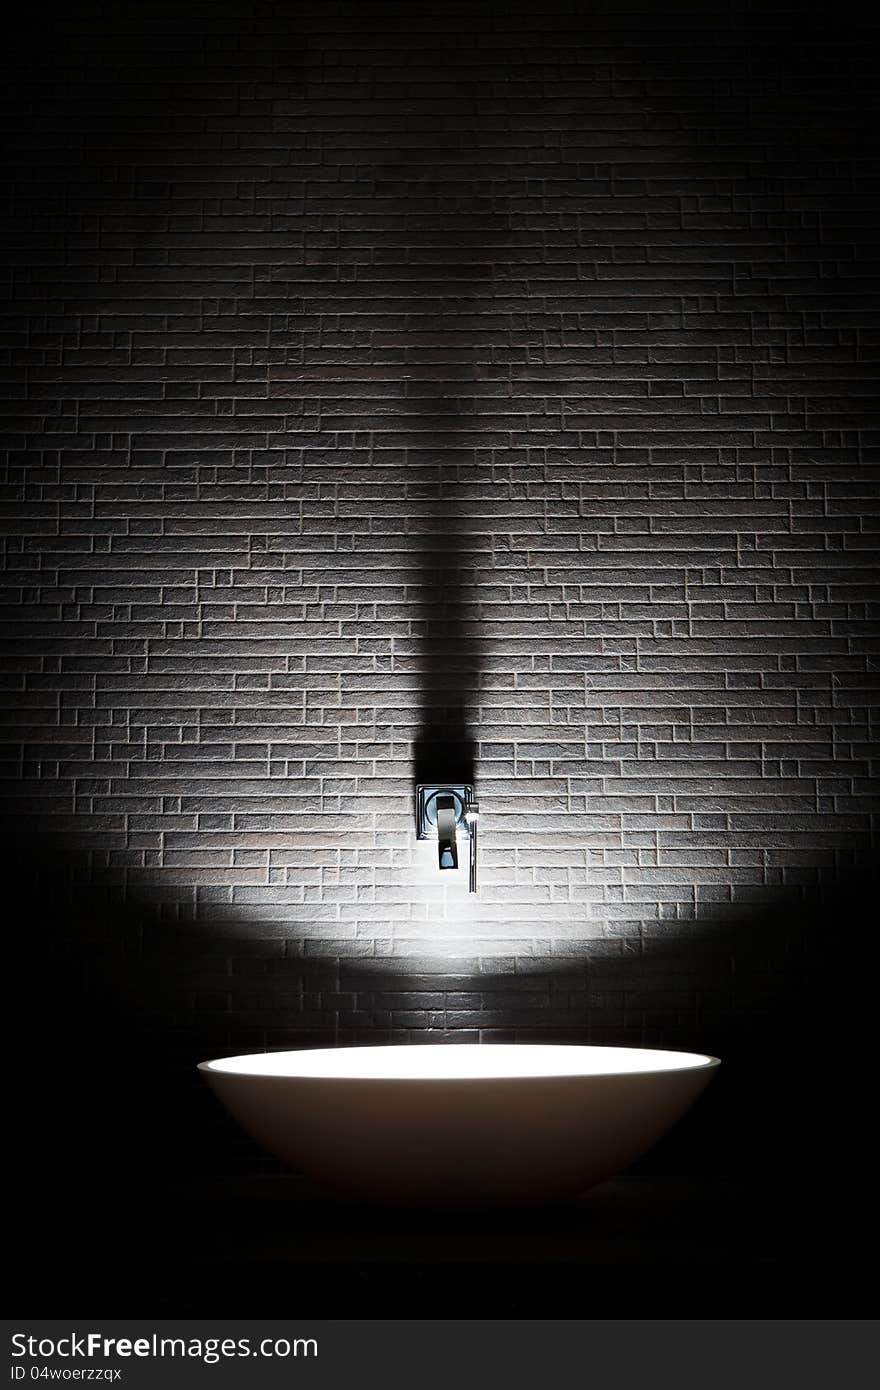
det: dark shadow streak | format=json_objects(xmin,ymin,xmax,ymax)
[
  {"xmin": 333, "ymin": 111, "xmax": 513, "ymax": 786},
  {"xmin": 410, "ymin": 383, "xmax": 485, "ymax": 786}
]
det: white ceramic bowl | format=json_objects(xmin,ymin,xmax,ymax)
[{"xmin": 199, "ymin": 1043, "xmax": 720, "ymax": 1206}]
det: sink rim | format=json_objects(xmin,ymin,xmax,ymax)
[{"xmin": 198, "ymin": 1042, "xmax": 721, "ymax": 1082}]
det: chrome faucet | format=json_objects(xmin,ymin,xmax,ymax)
[{"xmin": 416, "ymin": 784, "xmax": 479, "ymax": 893}]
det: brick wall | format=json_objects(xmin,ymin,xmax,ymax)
[{"xmin": 2, "ymin": 0, "xmax": 879, "ymax": 1173}]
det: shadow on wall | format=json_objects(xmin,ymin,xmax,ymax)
[
  {"xmin": 342, "ymin": 153, "xmax": 506, "ymax": 791},
  {"xmin": 409, "ymin": 381, "xmax": 486, "ymax": 790}
]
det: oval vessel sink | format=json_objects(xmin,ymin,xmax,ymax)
[{"xmin": 199, "ymin": 1043, "xmax": 720, "ymax": 1207}]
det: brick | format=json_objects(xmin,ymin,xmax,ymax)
[{"xmin": 1, "ymin": 0, "xmax": 878, "ymax": 1114}]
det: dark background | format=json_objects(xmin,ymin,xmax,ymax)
[{"xmin": 2, "ymin": 0, "xmax": 878, "ymax": 1315}]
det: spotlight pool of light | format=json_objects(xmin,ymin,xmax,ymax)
[{"xmin": 199, "ymin": 1044, "xmax": 720, "ymax": 1207}]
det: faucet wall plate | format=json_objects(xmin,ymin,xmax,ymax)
[{"xmin": 415, "ymin": 784, "xmax": 474, "ymax": 839}]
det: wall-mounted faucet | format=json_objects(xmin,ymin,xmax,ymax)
[{"xmin": 416, "ymin": 784, "xmax": 479, "ymax": 893}]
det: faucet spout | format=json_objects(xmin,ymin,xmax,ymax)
[{"xmin": 465, "ymin": 800, "xmax": 479, "ymax": 893}]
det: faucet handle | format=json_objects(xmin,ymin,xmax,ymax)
[{"xmin": 435, "ymin": 794, "xmax": 459, "ymax": 871}]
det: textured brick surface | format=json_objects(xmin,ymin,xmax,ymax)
[{"xmin": 2, "ymin": 0, "xmax": 879, "ymax": 1084}]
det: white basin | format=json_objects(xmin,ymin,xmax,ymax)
[{"xmin": 199, "ymin": 1043, "xmax": 720, "ymax": 1206}]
